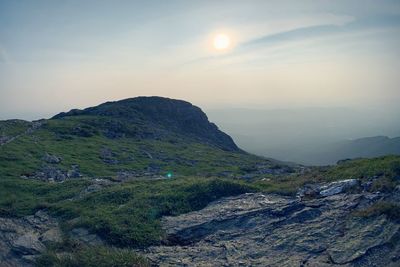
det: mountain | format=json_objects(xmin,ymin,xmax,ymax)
[
  {"xmin": 0, "ymin": 97, "xmax": 286, "ymax": 182},
  {"xmin": 329, "ymin": 135, "xmax": 400, "ymax": 160},
  {"xmin": 53, "ymin": 97, "xmax": 239, "ymax": 151},
  {"xmin": 291, "ymin": 135, "xmax": 400, "ymax": 166}
]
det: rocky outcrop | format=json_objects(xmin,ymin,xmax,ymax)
[
  {"xmin": 0, "ymin": 211, "xmax": 62, "ymax": 266},
  {"xmin": 69, "ymin": 228, "xmax": 104, "ymax": 246},
  {"xmin": 0, "ymin": 210, "xmax": 106, "ymax": 266},
  {"xmin": 22, "ymin": 164, "xmax": 82, "ymax": 182},
  {"xmin": 297, "ymin": 179, "xmax": 360, "ymax": 199},
  {"xmin": 42, "ymin": 153, "xmax": 62, "ymax": 164},
  {"xmin": 145, "ymin": 187, "xmax": 400, "ymax": 266}
]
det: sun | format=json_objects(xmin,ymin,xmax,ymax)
[{"xmin": 213, "ymin": 33, "xmax": 231, "ymax": 50}]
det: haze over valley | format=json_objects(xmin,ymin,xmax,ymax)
[{"xmin": 207, "ymin": 106, "xmax": 400, "ymax": 165}]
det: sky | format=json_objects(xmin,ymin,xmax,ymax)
[{"xmin": 1, "ymin": 0, "xmax": 400, "ymax": 120}]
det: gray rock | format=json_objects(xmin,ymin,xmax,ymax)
[
  {"xmin": 42, "ymin": 152, "xmax": 62, "ymax": 164},
  {"xmin": 26, "ymin": 164, "xmax": 81, "ymax": 182},
  {"xmin": 144, "ymin": 191, "xmax": 400, "ymax": 267},
  {"xmin": 319, "ymin": 179, "xmax": 359, "ymax": 197},
  {"xmin": 11, "ymin": 233, "xmax": 45, "ymax": 255},
  {"xmin": 0, "ymin": 210, "xmax": 62, "ymax": 266},
  {"xmin": 0, "ymin": 135, "xmax": 13, "ymax": 145},
  {"xmin": 67, "ymin": 164, "xmax": 81, "ymax": 178},
  {"xmin": 40, "ymin": 228, "xmax": 63, "ymax": 244},
  {"xmin": 297, "ymin": 179, "xmax": 360, "ymax": 199},
  {"xmin": 70, "ymin": 228, "xmax": 104, "ymax": 246},
  {"xmin": 99, "ymin": 147, "xmax": 119, "ymax": 164}
]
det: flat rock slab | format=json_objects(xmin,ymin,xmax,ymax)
[{"xmin": 145, "ymin": 192, "xmax": 400, "ymax": 267}]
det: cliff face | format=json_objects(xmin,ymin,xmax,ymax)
[{"xmin": 53, "ymin": 96, "xmax": 239, "ymax": 151}]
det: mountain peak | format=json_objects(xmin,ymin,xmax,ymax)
[{"xmin": 53, "ymin": 96, "xmax": 239, "ymax": 151}]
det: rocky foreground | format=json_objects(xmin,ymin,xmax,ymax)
[
  {"xmin": 1, "ymin": 179, "xmax": 399, "ymax": 267},
  {"xmin": 145, "ymin": 183, "xmax": 400, "ymax": 267}
]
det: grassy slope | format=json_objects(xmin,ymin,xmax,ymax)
[
  {"xmin": 0, "ymin": 118, "xmax": 272, "ymax": 179},
  {"xmin": 0, "ymin": 119, "xmax": 31, "ymax": 136},
  {"xmin": 253, "ymin": 155, "xmax": 400, "ymax": 195},
  {"xmin": 1, "ymin": 119, "xmax": 400, "ymax": 266},
  {"xmin": 1, "ymin": 155, "xmax": 399, "ymax": 247}
]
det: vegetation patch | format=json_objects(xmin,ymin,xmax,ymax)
[
  {"xmin": 52, "ymin": 177, "xmax": 254, "ymax": 247},
  {"xmin": 354, "ymin": 201, "xmax": 400, "ymax": 221},
  {"xmin": 36, "ymin": 244, "xmax": 149, "ymax": 267}
]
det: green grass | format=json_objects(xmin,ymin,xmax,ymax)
[
  {"xmin": 51, "ymin": 177, "xmax": 254, "ymax": 247},
  {"xmin": 0, "ymin": 120, "xmax": 31, "ymax": 137},
  {"xmin": 1, "ymin": 114, "xmax": 400, "ymax": 266},
  {"xmin": 324, "ymin": 156, "xmax": 400, "ymax": 181},
  {"xmin": 36, "ymin": 245, "xmax": 149, "ymax": 267},
  {"xmin": 354, "ymin": 201, "xmax": 400, "ymax": 221},
  {"xmin": 0, "ymin": 175, "xmax": 254, "ymax": 248},
  {"xmin": 0, "ymin": 117, "xmax": 274, "ymax": 179},
  {"xmin": 251, "ymin": 155, "xmax": 400, "ymax": 196},
  {"xmin": 0, "ymin": 177, "xmax": 90, "ymax": 217},
  {"xmin": 252, "ymin": 175, "xmax": 309, "ymax": 196}
]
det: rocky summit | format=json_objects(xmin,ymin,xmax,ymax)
[{"xmin": 53, "ymin": 96, "xmax": 239, "ymax": 151}]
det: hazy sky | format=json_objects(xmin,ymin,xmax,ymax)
[{"xmin": 1, "ymin": 0, "xmax": 400, "ymax": 120}]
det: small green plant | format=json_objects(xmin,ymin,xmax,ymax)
[
  {"xmin": 369, "ymin": 176, "xmax": 397, "ymax": 192},
  {"xmin": 35, "ymin": 245, "xmax": 149, "ymax": 267},
  {"xmin": 354, "ymin": 201, "xmax": 400, "ymax": 221}
]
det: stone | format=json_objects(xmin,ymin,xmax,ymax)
[
  {"xmin": 26, "ymin": 164, "xmax": 81, "ymax": 182},
  {"xmin": 99, "ymin": 147, "xmax": 119, "ymax": 164},
  {"xmin": 144, "ymin": 189, "xmax": 400, "ymax": 266},
  {"xmin": 0, "ymin": 210, "xmax": 62, "ymax": 265},
  {"xmin": 40, "ymin": 228, "xmax": 63, "ymax": 244},
  {"xmin": 70, "ymin": 228, "xmax": 104, "ymax": 246},
  {"xmin": 67, "ymin": 164, "xmax": 81, "ymax": 178},
  {"xmin": 42, "ymin": 152, "xmax": 62, "ymax": 164},
  {"xmin": 297, "ymin": 179, "xmax": 360, "ymax": 199},
  {"xmin": 319, "ymin": 179, "xmax": 359, "ymax": 197},
  {"xmin": 11, "ymin": 233, "xmax": 45, "ymax": 255}
]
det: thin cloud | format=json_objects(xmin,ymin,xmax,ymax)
[
  {"xmin": 241, "ymin": 15, "xmax": 400, "ymax": 49},
  {"xmin": 182, "ymin": 14, "xmax": 400, "ymax": 67}
]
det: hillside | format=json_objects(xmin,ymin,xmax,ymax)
[
  {"xmin": 0, "ymin": 97, "xmax": 399, "ymax": 267},
  {"xmin": 0, "ymin": 97, "xmax": 286, "ymax": 182}
]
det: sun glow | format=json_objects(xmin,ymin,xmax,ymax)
[{"xmin": 213, "ymin": 33, "xmax": 231, "ymax": 50}]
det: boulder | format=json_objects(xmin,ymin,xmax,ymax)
[
  {"xmin": 70, "ymin": 228, "xmax": 104, "ymax": 246},
  {"xmin": 67, "ymin": 164, "xmax": 81, "ymax": 178},
  {"xmin": 0, "ymin": 211, "xmax": 62, "ymax": 265},
  {"xmin": 319, "ymin": 179, "xmax": 359, "ymax": 197},
  {"xmin": 297, "ymin": 179, "xmax": 360, "ymax": 199},
  {"xmin": 11, "ymin": 233, "xmax": 45, "ymax": 255},
  {"xmin": 42, "ymin": 153, "xmax": 62, "ymax": 164},
  {"xmin": 40, "ymin": 228, "xmax": 63, "ymax": 244}
]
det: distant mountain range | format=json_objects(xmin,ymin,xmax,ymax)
[
  {"xmin": 206, "ymin": 107, "xmax": 400, "ymax": 165},
  {"xmin": 309, "ymin": 136, "xmax": 400, "ymax": 165}
]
